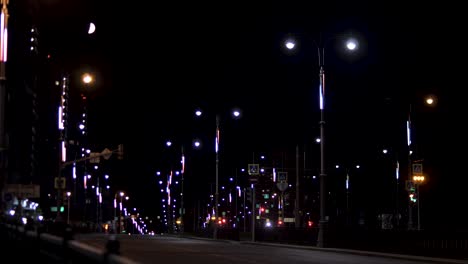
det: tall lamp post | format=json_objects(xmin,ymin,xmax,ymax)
[
  {"xmin": 66, "ymin": 191, "xmax": 71, "ymax": 224},
  {"xmin": 382, "ymin": 148, "xmax": 401, "ymax": 228},
  {"xmin": 56, "ymin": 73, "xmax": 94, "ymax": 222},
  {"xmin": 214, "ymin": 114, "xmax": 220, "ymax": 239},
  {"xmin": 406, "ymin": 95, "xmax": 435, "ymax": 230},
  {"xmin": 164, "ymin": 141, "xmax": 186, "ymax": 234},
  {"xmin": 114, "ymin": 191, "xmax": 124, "ymax": 233},
  {"xmin": 0, "ymin": 0, "xmax": 8, "ymax": 202},
  {"xmin": 285, "ymin": 34, "xmax": 359, "ymax": 247},
  {"xmin": 195, "ymin": 108, "xmax": 241, "ymax": 239},
  {"xmin": 180, "ymin": 146, "xmax": 185, "ymax": 234},
  {"xmin": 335, "ymin": 163, "xmax": 360, "ymax": 226}
]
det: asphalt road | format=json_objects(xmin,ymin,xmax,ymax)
[{"xmin": 75, "ymin": 234, "xmax": 465, "ymax": 264}]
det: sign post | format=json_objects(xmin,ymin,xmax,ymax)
[{"xmin": 276, "ymin": 172, "xmax": 288, "ymax": 223}]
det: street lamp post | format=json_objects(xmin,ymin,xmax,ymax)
[
  {"xmin": 66, "ymin": 191, "xmax": 71, "ymax": 224},
  {"xmin": 0, "ymin": 1, "xmax": 9, "ymax": 205},
  {"xmin": 164, "ymin": 141, "xmax": 186, "ymax": 234},
  {"xmin": 214, "ymin": 114, "xmax": 220, "ymax": 239},
  {"xmin": 406, "ymin": 96, "xmax": 435, "ymax": 230},
  {"xmin": 285, "ymin": 34, "xmax": 358, "ymax": 247},
  {"xmin": 114, "ymin": 191, "xmax": 124, "ymax": 233},
  {"xmin": 335, "ymin": 164, "xmax": 360, "ymax": 226},
  {"xmin": 195, "ymin": 108, "xmax": 241, "ymax": 239},
  {"xmin": 382, "ymin": 148, "xmax": 401, "ymax": 228},
  {"xmin": 413, "ymin": 175, "xmax": 425, "ymax": 230},
  {"xmin": 180, "ymin": 146, "xmax": 185, "ymax": 235}
]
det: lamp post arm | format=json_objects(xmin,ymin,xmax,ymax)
[{"xmin": 61, "ymin": 148, "xmax": 120, "ymax": 168}]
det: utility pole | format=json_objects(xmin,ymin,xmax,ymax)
[
  {"xmin": 180, "ymin": 146, "xmax": 185, "ymax": 234},
  {"xmin": 295, "ymin": 145, "xmax": 300, "ymax": 228},
  {"xmin": 214, "ymin": 115, "xmax": 220, "ymax": 239},
  {"xmin": 56, "ymin": 76, "xmax": 70, "ymax": 222},
  {"xmin": 243, "ymin": 187, "xmax": 246, "ymax": 232},
  {"xmin": 251, "ymin": 184, "xmax": 255, "ymax": 242},
  {"xmin": 0, "ymin": 0, "xmax": 8, "ymax": 210},
  {"xmin": 407, "ymin": 105, "xmax": 413, "ymax": 230}
]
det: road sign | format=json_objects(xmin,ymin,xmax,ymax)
[
  {"xmin": 278, "ymin": 172, "xmax": 288, "ymax": 183},
  {"xmin": 4, "ymin": 184, "xmax": 40, "ymax": 198},
  {"xmin": 405, "ymin": 180, "xmax": 415, "ymax": 191},
  {"xmin": 412, "ymin": 163, "xmax": 423, "ymax": 176},
  {"xmin": 54, "ymin": 177, "xmax": 66, "ymax": 189},
  {"xmin": 248, "ymin": 164, "xmax": 259, "ymax": 175},
  {"xmin": 102, "ymin": 148, "xmax": 112, "ymax": 160}
]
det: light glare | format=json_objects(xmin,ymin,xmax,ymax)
[{"xmin": 285, "ymin": 41, "xmax": 295, "ymax": 50}]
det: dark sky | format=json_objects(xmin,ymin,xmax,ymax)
[{"xmin": 9, "ymin": 1, "xmax": 468, "ymax": 228}]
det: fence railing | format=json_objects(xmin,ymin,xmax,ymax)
[{"xmin": 0, "ymin": 222, "xmax": 140, "ymax": 264}]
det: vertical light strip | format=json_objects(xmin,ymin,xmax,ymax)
[
  {"xmin": 2, "ymin": 28, "xmax": 6, "ymax": 61},
  {"xmin": 181, "ymin": 154, "xmax": 185, "ymax": 174},
  {"xmin": 407, "ymin": 121, "xmax": 411, "ymax": 147},
  {"xmin": 72, "ymin": 162, "xmax": 76, "ymax": 179},
  {"xmin": 61, "ymin": 141, "xmax": 66, "ymax": 162},
  {"xmin": 319, "ymin": 83, "xmax": 324, "ymax": 110},
  {"xmin": 396, "ymin": 161, "xmax": 400, "ymax": 180},
  {"xmin": 0, "ymin": 13, "xmax": 4, "ymax": 62},
  {"xmin": 0, "ymin": 0, "xmax": 8, "ymax": 62},
  {"xmin": 58, "ymin": 106, "xmax": 63, "ymax": 129},
  {"xmin": 346, "ymin": 173, "xmax": 349, "ymax": 190},
  {"xmin": 215, "ymin": 128, "xmax": 220, "ymax": 153}
]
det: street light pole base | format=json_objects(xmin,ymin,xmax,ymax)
[{"xmin": 317, "ymin": 220, "xmax": 328, "ymax": 248}]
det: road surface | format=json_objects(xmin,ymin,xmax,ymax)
[{"xmin": 75, "ymin": 234, "xmax": 461, "ymax": 264}]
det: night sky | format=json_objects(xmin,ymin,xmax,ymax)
[{"xmin": 8, "ymin": 1, "xmax": 468, "ymax": 229}]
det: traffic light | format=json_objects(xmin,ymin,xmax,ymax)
[
  {"xmin": 246, "ymin": 188, "xmax": 252, "ymax": 202},
  {"xmin": 409, "ymin": 193, "xmax": 417, "ymax": 203}
]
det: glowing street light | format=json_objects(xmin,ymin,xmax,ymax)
[
  {"xmin": 82, "ymin": 73, "xmax": 93, "ymax": 85},
  {"xmin": 88, "ymin": 22, "xmax": 96, "ymax": 35}
]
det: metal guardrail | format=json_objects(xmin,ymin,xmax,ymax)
[{"xmin": 1, "ymin": 222, "xmax": 140, "ymax": 264}]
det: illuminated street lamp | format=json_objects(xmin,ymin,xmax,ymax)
[
  {"xmin": 88, "ymin": 22, "xmax": 96, "ymax": 35},
  {"xmin": 285, "ymin": 34, "xmax": 359, "ymax": 247},
  {"xmin": 82, "ymin": 73, "xmax": 93, "ymax": 85}
]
